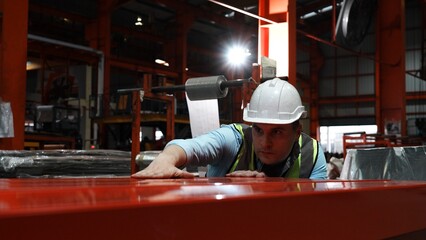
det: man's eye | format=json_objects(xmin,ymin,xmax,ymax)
[
  {"xmin": 253, "ymin": 126, "xmax": 262, "ymax": 134},
  {"xmin": 273, "ymin": 129, "xmax": 284, "ymax": 135}
]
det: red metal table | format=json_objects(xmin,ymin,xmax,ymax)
[{"xmin": 0, "ymin": 177, "xmax": 425, "ymax": 239}]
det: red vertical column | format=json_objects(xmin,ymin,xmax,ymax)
[
  {"xmin": 131, "ymin": 90, "xmax": 140, "ymax": 174},
  {"xmin": 309, "ymin": 40, "xmax": 323, "ymax": 139},
  {"xmin": 85, "ymin": 0, "xmax": 113, "ymax": 148},
  {"xmin": 258, "ymin": 0, "xmax": 296, "ymax": 84},
  {"xmin": 173, "ymin": 11, "xmax": 193, "ymax": 100},
  {"xmin": 287, "ymin": 0, "xmax": 297, "ymax": 85},
  {"xmin": 0, "ymin": 0, "xmax": 28, "ymax": 149},
  {"xmin": 375, "ymin": 0, "xmax": 406, "ymax": 135},
  {"xmin": 98, "ymin": 0, "xmax": 112, "ymax": 118},
  {"xmin": 166, "ymin": 96, "xmax": 175, "ymax": 142}
]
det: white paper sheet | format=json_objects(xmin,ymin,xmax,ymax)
[{"xmin": 186, "ymin": 94, "xmax": 220, "ymax": 137}]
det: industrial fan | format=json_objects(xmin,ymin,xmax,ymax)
[{"xmin": 335, "ymin": 0, "xmax": 377, "ymax": 48}]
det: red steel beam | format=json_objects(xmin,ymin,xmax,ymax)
[
  {"xmin": 319, "ymin": 95, "xmax": 376, "ymax": 104},
  {"xmin": 0, "ymin": 178, "xmax": 425, "ymax": 239},
  {"xmin": 131, "ymin": 90, "xmax": 141, "ymax": 174},
  {"xmin": 259, "ymin": 0, "xmax": 295, "ymax": 83},
  {"xmin": 98, "ymin": 1, "xmax": 113, "ymax": 118},
  {"xmin": 308, "ymin": 40, "xmax": 323, "ymax": 139},
  {"xmin": 0, "ymin": 0, "xmax": 29, "ymax": 150},
  {"xmin": 375, "ymin": 0, "xmax": 407, "ymax": 135}
]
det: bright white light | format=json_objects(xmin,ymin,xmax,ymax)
[
  {"xmin": 215, "ymin": 194, "xmax": 225, "ymax": 200},
  {"xmin": 300, "ymin": 12, "xmax": 317, "ymax": 19},
  {"xmin": 26, "ymin": 60, "xmax": 42, "ymax": 70},
  {"xmin": 155, "ymin": 59, "xmax": 169, "ymax": 67},
  {"xmin": 320, "ymin": 5, "xmax": 333, "ymax": 13},
  {"xmin": 155, "ymin": 129, "xmax": 163, "ymax": 141},
  {"xmin": 300, "ymin": 2, "xmax": 342, "ymax": 19},
  {"xmin": 319, "ymin": 125, "xmax": 378, "ymax": 153},
  {"xmin": 135, "ymin": 16, "xmax": 143, "ymax": 26},
  {"xmin": 155, "ymin": 59, "xmax": 166, "ymax": 64},
  {"xmin": 226, "ymin": 46, "xmax": 251, "ymax": 66}
]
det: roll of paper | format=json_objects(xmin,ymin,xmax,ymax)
[
  {"xmin": 185, "ymin": 75, "xmax": 228, "ymax": 101},
  {"xmin": 186, "ymin": 94, "xmax": 220, "ymax": 138}
]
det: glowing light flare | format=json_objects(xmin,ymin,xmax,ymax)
[
  {"xmin": 155, "ymin": 59, "xmax": 169, "ymax": 67},
  {"xmin": 135, "ymin": 16, "xmax": 143, "ymax": 26},
  {"xmin": 226, "ymin": 46, "xmax": 251, "ymax": 66}
]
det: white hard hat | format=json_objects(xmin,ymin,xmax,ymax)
[{"xmin": 243, "ymin": 78, "xmax": 307, "ymax": 124}]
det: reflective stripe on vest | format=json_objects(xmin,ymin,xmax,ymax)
[
  {"xmin": 285, "ymin": 134, "xmax": 319, "ymax": 178},
  {"xmin": 229, "ymin": 124, "xmax": 318, "ymax": 178},
  {"xmin": 229, "ymin": 124, "xmax": 255, "ymax": 172}
]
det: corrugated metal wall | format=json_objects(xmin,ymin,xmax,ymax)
[
  {"xmin": 300, "ymin": 1, "xmax": 425, "ymax": 132},
  {"xmin": 405, "ymin": 1, "xmax": 426, "ymax": 135}
]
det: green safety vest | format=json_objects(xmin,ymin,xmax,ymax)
[{"xmin": 228, "ymin": 124, "xmax": 319, "ymax": 178}]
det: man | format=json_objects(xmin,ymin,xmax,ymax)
[{"xmin": 132, "ymin": 78, "xmax": 327, "ymax": 179}]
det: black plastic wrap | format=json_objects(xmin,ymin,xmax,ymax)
[
  {"xmin": 0, "ymin": 150, "xmax": 131, "ymax": 178},
  {"xmin": 341, "ymin": 146, "xmax": 426, "ymax": 180}
]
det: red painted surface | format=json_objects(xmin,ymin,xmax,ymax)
[
  {"xmin": 375, "ymin": 0, "xmax": 407, "ymax": 135},
  {"xmin": 131, "ymin": 90, "xmax": 141, "ymax": 174},
  {"xmin": 0, "ymin": 177, "xmax": 425, "ymax": 239},
  {"xmin": 0, "ymin": 0, "xmax": 28, "ymax": 150}
]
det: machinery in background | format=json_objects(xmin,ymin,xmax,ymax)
[
  {"xmin": 34, "ymin": 105, "xmax": 80, "ymax": 135},
  {"xmin": 23, "ymin": 105, "xmax": 81, "ymax": 150}
]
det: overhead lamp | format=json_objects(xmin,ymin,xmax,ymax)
[
  {"xmin": 300, "ymin": 2, "xmax": 343, "ymax": 20},
  {"xmin": 155, "ymin": 59, "xmax": 166, "ymax": 64},
  {"xmin": 226, "ymin": 45, "xmax": 251, "ymax": 66},
  {"xmin": 300, "ymin": 12, "xmax": 318, "ymax": 19},
  {"xmin": 26, "ymin": 60, "xmax": 41, "ymax": 70},
  {"xmin": 224, "ymin": 11, "xmax": 235, "ymax": 18},
  {"xmin": 135, "ymin": 16, "xmax": 143, "ymax": 26},
  {"xmin": 155, "ymin": 58, "xmax": 169, "ymax": 67}
]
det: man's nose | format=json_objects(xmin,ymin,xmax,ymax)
[{"xmin": 261, "ymin": 134, "xmax": 273, "ymax": 147}]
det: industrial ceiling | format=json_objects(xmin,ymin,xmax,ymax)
[{"xmin": 26, "ymin": 0, "xmax": 346, "ymax": 77}]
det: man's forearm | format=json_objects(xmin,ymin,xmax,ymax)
[{"xmin": 160, "ymin": 144, "xmax": 188, "ymax": 168}]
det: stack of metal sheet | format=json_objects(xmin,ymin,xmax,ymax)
[
  {"xmin": 341, "ymin": 145, "xmax": 426, "ymax": 180},
  {"xmin": 0, "ymin": 150, "xmax": 131, "ymax": 178}
]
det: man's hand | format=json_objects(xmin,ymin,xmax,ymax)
[
  {"xmin": 131, "ymin": 145, "xmax": 194, "ymax": 179},
  {"xmin": 131, "ymin": 161, "xmax": 194, "ymax": 179},
  {"xmin": 226, "ymin": 170, "xmax": 266, "ymax": 178}
]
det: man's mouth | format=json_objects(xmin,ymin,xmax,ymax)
[{"xmin": 259, "ymin": 150, "xmax": 274, "ymax": 155}]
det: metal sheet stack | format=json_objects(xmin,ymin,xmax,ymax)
[
  {"xmin": 0, "ymin": 150, "xmax": 131, "ymax": 178},
  {"xmin": 341, "ymin": 145, "xmax": 426, "ymax": 180}
]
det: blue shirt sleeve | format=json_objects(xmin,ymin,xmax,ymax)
[
  {"xmin": 309, "ymin": 146, "xmax": 327, "ymax": 180},
  {"xmin": 168, "ymin": 124, "xmax": 328, "ymax": 179},
  {"xmin": 166, "ymin": 124, "xmax": 242, "ymax": 176}
]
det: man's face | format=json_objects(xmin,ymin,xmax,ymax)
[{"xmin": 251, "ymin": 123, "xmax": 301, "ymax": 165}]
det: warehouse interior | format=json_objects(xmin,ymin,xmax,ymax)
[
  {"xmin": 0, "ymin": 0, "xmax": 424, "ymax": 151},
  {"xmin": 1, "ymin": 0, "xmax": 425, "ymax": 154},
  {"xmin": 0, "ymin": 0, "xmax": 425, "ymax": 170},
  {"xmin": 1, "ymin": 0, "xmax": 426, "ymax": 238}
]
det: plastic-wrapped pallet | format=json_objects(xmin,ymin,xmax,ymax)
[
  {"xmin": 0, "ymin": 100, "xmax": 14, "ymax": 138},
  {"xmin": 0, "ymin": 150, "xmax": 131, "ymax": 178},
  {"xmin": 340, "ymin": 146, "xmax": 426, "ymax": 180}
]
